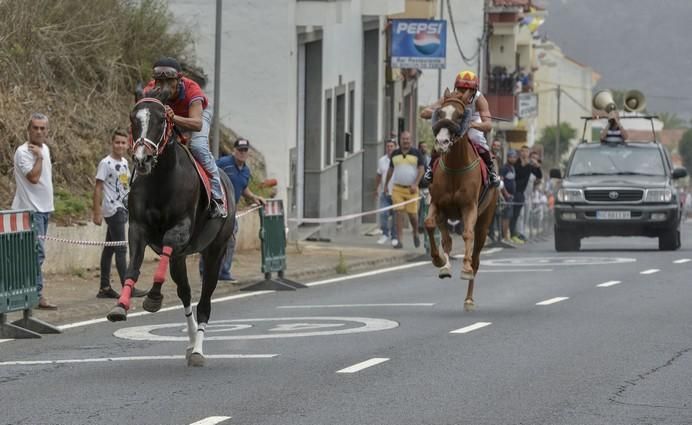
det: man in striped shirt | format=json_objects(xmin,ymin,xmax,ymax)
[{"xmin": 600, "ymin": 111, "xmax": 629, "ymax": 143}]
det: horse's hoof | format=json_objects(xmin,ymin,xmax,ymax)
[
  {"xmin": 142, "ymin": 294, "xmax": 163, "ymax": 313},
  {"xmin": 185, "ymin": 346, "xmax": 194, "ymax": 360},
  {"xmin": 460, "ymin": 270, "xmax": 474, "ymax": 281},
  {"xmin": 432, "ymin": 256, "xmax": 446, "ymax": 268},
  {"xmin": 464, "ymin": 299, "xmax": 475, "ymax": 312},
  {"xmin": 106, "ymin": 305, "xmax": 127, "ymax": 322},
  {"xmin": 187, "ymin": 352, "xmax": 205, "ymax": 367},
  {"xmin": 438, "ymin": 269, "xmax": 452, "ymax": 279}
]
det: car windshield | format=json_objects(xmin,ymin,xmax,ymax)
[{"xmin": 568, "ymin": 146, "xmax": 665, "ymax": 177}]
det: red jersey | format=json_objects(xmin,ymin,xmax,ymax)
[{"xmin": 144, "ymin": 77, "xmax": 208, "ymax": 117}]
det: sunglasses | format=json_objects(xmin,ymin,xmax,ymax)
[{"xmin": 152, "ymin": 68, "xmax": 181, "ymax": 81}]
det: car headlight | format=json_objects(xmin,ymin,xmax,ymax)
[
  {"xmin": 644, "ymin": 188, "xmax": 672, "ymax": 203},
  {"xmin": 557, "ymin": 188, "xmax": 584, "ymax": 202}
]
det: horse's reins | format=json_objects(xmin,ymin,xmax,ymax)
[
  {"xmin": 130, "ymin": 97, "xmax": 174, "ymax": 159},
  {"xmin": 437, "ymin": 97, "xmax": 479, "ymax": 176}
]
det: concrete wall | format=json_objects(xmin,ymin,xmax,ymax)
[{"xmin": 42, "ymin": 213, "xmax": 261, "ymax": 274}]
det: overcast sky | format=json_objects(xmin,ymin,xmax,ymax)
[{"xmin": 541, "ymin": 0, "xmax": 692, "ymax": 120}]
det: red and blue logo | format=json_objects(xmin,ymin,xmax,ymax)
[{"xmin": 391, "ymin": 19, "xmax": 446, "ymax": 69}]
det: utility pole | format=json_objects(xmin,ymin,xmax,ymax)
[
  {"xmin": 555, "ymin": 84, "xmax": 561, "ymax": 166},
  {"xmin": 211, "ymin": 0, "xmax": 222, "ymax": 159},
  {"xmin": 436, "ymin": 0, "xmax": 444, "ymax": 98}
]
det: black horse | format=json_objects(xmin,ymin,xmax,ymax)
[{"xmin": 106, "ymin": 92, "xmax": 235, "ymax": 367}]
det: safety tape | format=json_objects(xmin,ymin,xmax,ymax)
[
  {"xmin": 38, "ymin": 205, "xmax": 263, "ymax": 247},
  {"xmin": 287, "ymin": 196, "xmax": 423, "ymax": 224}
]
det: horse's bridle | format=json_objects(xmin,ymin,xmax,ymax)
[
  {"xmin": 130, "ymin": 97, "xmax": 174, "ymax": 159},
  {"xmin": 432, "ymin": 97, "xmax": 470, "ymax": 143}
]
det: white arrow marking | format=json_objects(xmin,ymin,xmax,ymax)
[
  {"xmin": 536, "ymin": 297, "xmax": 569, "ymax": 306},
  {"xmin": 597, "ymin": 280, "xmax": 622, "ymax": 288},
  {"xmin": 337, "ymin": 358, "xmax": 390, "ymax": 373},
  {"xmin": 189, "ymin": 416, "xmax": 231, "ymax": 425},
  {"xmin": 450, "ymin": 322, "xmax": 492, "ymax": 334}
]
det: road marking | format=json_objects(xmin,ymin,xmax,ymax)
[
  {"xmin": 277, "ymin": 303, "xmax": 435, "ymax": 309},
  {"xmin": 0, "ymin": 354, "xmax": 277, "ymax": 367},
  {"xmin": 337, "ymin": 358, "xmax": 389, "ymax": 374},
  {"xmin": 450, "ymin": 322, "xmax": 492, "ymax": 334},
  {"xmin": 59, "ymin": 247, "xmax": 504, "ymax": 331},
  {"xmin": 189, "ymin": 416, "xmax": 231, "ymax": 425},
  {"xmin": 640, "ymin": 269, "xmax": 660, "ymax": 275},
  {"xmin": 479, "ymin": 268, "xmax": 553, "ymax": 273},
  {"xmin": 0, "ymin": 339, "xmax": 13, "ymax": 344},
  {"xmin": 536, "ymin": 297, "xmax": 569, "ymax": 306},
  {"xmin": 115, "ymin": 317, "xmax": 399, "ymax": 342},
  {"xmin": 673, "ymin": 258, "xmax": 691, "ymax": 264},
  {"xmin": 597, "ymin": 280, "xmax": 622, "ymax": 288},
  {"xmin": 482, "ymin": 256, "xmax": 636, "ymax": 267}
]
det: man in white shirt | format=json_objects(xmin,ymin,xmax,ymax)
[
  {"xmin": 373, "ymin": 139, "xmax": 398, "ymax": 244},
  {"xmin": 12, "ymin": 113, "xmax": 56, "ymax": 310},
  {"xmin": 92, "ymin": 130, "xmax": 147, "ymax": 299}
]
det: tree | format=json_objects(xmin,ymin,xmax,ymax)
[
  {"xmin": 536, "ymin": 122, "xmax": 577, "ymax": 168},
  {"xmin": 679, "ymin": 129, "xmax": 692, "ymax": 172},
  {"xmin": 657, "ymin": 112, "xmax": 687, "ymax": 129}
]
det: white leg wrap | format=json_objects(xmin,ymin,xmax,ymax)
[
  {"xmin": 184, "ymin": 306, "xmax": 197, "ymax": 347},
  {"xmin": 193, "ymin": 322, "xmax": 207, "ymax": 355}
]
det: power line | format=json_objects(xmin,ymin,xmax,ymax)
[{"xmin": 445, "ymin": 0, "xmax": 480, "ymax": 65}]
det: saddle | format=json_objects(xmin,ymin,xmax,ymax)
[{"xmin": 177, "ymin": 135, "xmax": 226, "ymax": 211}]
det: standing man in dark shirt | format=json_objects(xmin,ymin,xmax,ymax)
[{"xmin": 511, "ymin": 145, "xmax": 542, "ymax": 241}]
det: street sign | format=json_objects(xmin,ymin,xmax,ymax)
[
  {"xmin": 390, "ymin": 19, "xmax": 447, "ymax": 69},
  {"xmin": 517, "ymin": 93, "xmax": 538, "ymax": 118}
]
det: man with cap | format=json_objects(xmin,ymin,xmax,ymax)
[
  {"xmin": 201, "ymin": 138, "xmax": 265, "ymax": 282},
  {"xmin": 500, "ymin": 149, "xmax": 519, "ymax": 243},
  {"xmin": 144, "ymin": 57, "xmax": 227, "ymax": 218}
]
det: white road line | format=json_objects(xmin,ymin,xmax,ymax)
[
  {"xmin": 673, "ymin": 258, "xmax": 691, "ymax": 264},
  {"xmin": 597, "ymin": 280, "xmax": 622, "ymax": 288},
  {"xmin": 640, "ymin": 269, "xmax": 660, "ymax": 275},
  {"xmin": 479, "ymin": 268, "xmax": 553, "ymax": 273},
  {"xmin": 0, "ymin": 339, "xmax": 13, "ymax": 344},
  {"xmin": 189, "ymin": 417, "xmax": 231, "ymax": 425},
  {"xmin": 337, "ymin": 358, "xmax": 389, "ymax": 374},
  {"xmin": 59, "ymin": 247, "xmax": 504, "ymax": 330},
  {"xmin": 277, "ymin": 303, "xmax": 435, "ymax": 309},
  {"xmin": 0, "ymin": 354, "xmax": 278, "ymax": 367},
  {"xmin": 536, "ymin": 297, "xmax": 569, "ymax": 306},
  {"xmin": 450, "ymin": 322, "xmax": 492, "ymax": 334}
]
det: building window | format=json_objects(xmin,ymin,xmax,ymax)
[{"xmin": 325, "ymin": 92, "xmax": 333, "ymax": 167}]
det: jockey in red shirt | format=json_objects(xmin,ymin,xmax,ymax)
[{"xmin": 144, "ymin": 57, "xmax": 227, "ymax": 218}]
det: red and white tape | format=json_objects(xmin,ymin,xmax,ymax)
[
  {"xmin": 0, "ymin": 211, "xmax": 31, "ymax": 235},
  {"xmin": 287, "ymin": 196, "xmax": 423, "ymax": 224},
  {"xmin": 36, "ymin": 206, "xmax": 263, "ymax": 247}
]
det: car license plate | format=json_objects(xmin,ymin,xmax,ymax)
[{"xmin": 596, "ymin": 210, "xmax": 631, "ymax": 220}]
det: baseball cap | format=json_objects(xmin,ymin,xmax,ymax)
[{"xmin": 234, "ymin": 138, "xmax": 250, "ymax": 149}]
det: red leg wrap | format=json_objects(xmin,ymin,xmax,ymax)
[
  {"xmin": 154, "ymin": 246, "xmax": 173, "ymax": 284},
  {"xmin": 118, "ymin": 279, "xmax": 136, "ymax": 311}
]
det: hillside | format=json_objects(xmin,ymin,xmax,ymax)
[{"xmin": 0, "ymin": 0, "xmax": 267, "ymax": 223}]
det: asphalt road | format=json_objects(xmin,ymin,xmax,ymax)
[{"xmin": 1, "ymin": 222, "xmax": 691, "ymax": 425}]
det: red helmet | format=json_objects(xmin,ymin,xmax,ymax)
[{"xmin": 455, "ymin": 70, "xmax": 479, "ymax": 90}]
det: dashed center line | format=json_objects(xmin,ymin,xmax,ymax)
[
  {"xmin": 450, "ymin": 322, "xmax": 492, "ymax": 334},
  {"xmin": 673, "ymin": 258, "xmax": 691, "ymax": 264},
  {"xmin": 536, "ymin": 297, "xmax": 569, "ymax": 306},
  {"xmin": 189, "ymin": 417, "xmax": 231, "ymax": 425},
  {"xmin": 640, "ymin": 269, "xmax": 660, "ymax": 275},
  {"xmin": 597, "ymin": 280, "xmax": 622, "ymax": 288},
  {"xmin": 337, "ymin": 358, "xmax": 389, "ymax": 373},
  {"xmin": 0, "ymin": 354, "xmax": 277, "ymax": 367},
  {"xmin": 0, "ymin": 339, "xmax": 13, "ymax": 345},
  {"xmin": 277, "ymin": 303, "xmax": 435, "ymax": 309}
]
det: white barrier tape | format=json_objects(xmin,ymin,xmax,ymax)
[
  {"xmin": 288, "ymin": 196, "xmax": 423, "ymax": 224},
  {"xmin": 38, "ymin": 206, "xmax": 262, "ymax": 247}
]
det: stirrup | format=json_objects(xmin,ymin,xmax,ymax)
[
  {"xmin": 489, "ymin": 172, "xmax": 500, "ymax": 187},
  {"xmin": 210, "ymin": 199, "xmax": 228, "ymax": 218},
  {"xmin": 423, "ymin": 166, "xmax": 433, "ymax": 184}
]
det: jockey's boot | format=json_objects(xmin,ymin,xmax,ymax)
[
  {"xmin": 210, "ymin": 198, "xmax": 228, "ymax": 219},
  {"xmin": 480, "ymin": 150, "xmax": 501, "ymax": 187},
  {"xmin": 423, "ymin": 164, "xmax": 433, "ymax": 186}
]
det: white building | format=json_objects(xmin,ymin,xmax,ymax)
[
  {"xmin": 417, "ymin": 0, "xmax": 486, "ymax": 108},
  {"xmin": 166, "ymin": 0, "xmax": 408, "ymax": 234}
]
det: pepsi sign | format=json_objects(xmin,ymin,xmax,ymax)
[{"xmin": 390, "ymin": 19, "xmax": 447, "ymax": 69}]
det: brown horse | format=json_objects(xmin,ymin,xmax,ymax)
[{"xmin": 424, "ymin": 88, "xmax": 498, "ymax": 311}]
